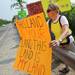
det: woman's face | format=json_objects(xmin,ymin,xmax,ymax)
[{"xmin": 47, "ymin": 10, "xmax": 58, "ymax": 21}]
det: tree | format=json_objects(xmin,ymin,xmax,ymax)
[{"xmin": 0, "ymin": 19, "xmax": 11, "ymax": 26}]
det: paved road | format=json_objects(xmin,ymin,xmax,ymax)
[
  {"xmin": 0, "ymin": 23, "xmax": 28, "ymax": 75},
  {"xmin": 0, "ymin": 23, "xmax": 75, "ymax": 75}
]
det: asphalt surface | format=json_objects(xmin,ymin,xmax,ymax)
[
  {"xmin": 0, "ymin": 23, "xmax": 75, "ymax": 75},
  {"xmin": 0, "ymin": 23, "xmax": 28, "ymax": 75}
]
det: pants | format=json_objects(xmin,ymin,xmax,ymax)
[
  {"xmin": 60, "ymin": 42, "xmax": 75, "ymax": 53},
  {"xmin": 52, "ymin": 42, "xmax": 75, "ymax": 69}
]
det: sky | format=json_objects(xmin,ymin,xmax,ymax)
[{"xmin": 0, "ymin": 0, "xmax": 75, "ymax": 20}]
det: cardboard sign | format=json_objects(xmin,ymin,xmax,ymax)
[
  {"xmin": 52, "ymin": 0, "xmax": 71, "ymax": 12},
  {"xmin": 13, "ymin": 13, "xmax": 52, "ymax": 75},
  {"xmin": 41, "ymin": 0, "xmax": 50, "ymax": 16},
  {"xmin": 18, "ymin": 10, "xmax": 27, "ymax": 19},
  {"xmin": 27, "ymin": 1, "xmax": 44, "ymax": 16},
  {"xmin": 41, "ymin": 0, "xmax": 71, "ymax": 16}
]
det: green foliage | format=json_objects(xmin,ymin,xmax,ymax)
[
  {"xmin": 0, "ymin": 19, "xmax": 11, "ymax": 26},
  {"xmin": 67, "ymin": 6, "xmax": 75, "ymax": 36},
  {"xmin": 69, "ymin": 7, "xmax": 75, "ymax": 36},
  {"xmin": 60, "ymin": 6, "xmax": 75, "ymax": 36}
]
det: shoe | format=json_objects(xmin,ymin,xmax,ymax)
[{"xmin": 59, "ymin": 67, "xmax": 70, "ymax": 74}]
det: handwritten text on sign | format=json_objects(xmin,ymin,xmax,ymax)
[{"xmin": 13, "ymin": 13, "xmax": 52, "ymax": 75}]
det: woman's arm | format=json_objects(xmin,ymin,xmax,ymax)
[{"xmin": 59, "ymin": 24, "xmax": 70, "ymax": 41}]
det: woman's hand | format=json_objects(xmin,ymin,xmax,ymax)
[{"xmin": 49, "ymin": 40, "xmax": 60, "ymax": 47}]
